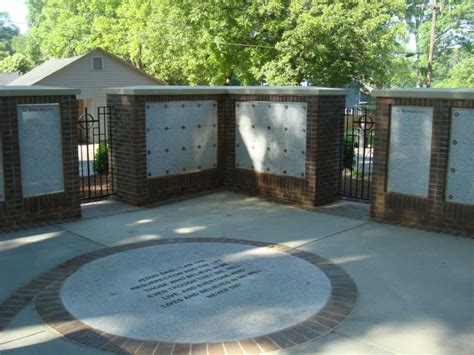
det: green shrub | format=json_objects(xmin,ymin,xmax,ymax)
[
  {"xmin": 368, "ymin": 130, "xmax": 375, "ymax": 148},
  {"xmin": 93, "ymin": 142, "xmax": 109, "ymax": 175},
  {"xmin": 343, "ymin": 135, "xmax": 355, "ymax": 170}
]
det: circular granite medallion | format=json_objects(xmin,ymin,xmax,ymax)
[
  {"xmin": 34, "ymin": 239, "xmax": 357, "ymax": 353},
  {"xmin": 61, "ymin": 242, "xmax": 330, "ymax": 342}
]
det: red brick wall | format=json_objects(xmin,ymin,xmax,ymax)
[
  {"xmin": 0, "ymin": 95, "xmax": 81, "ymax": 228},
  {"xmin": 108, "ymin": 93, "xmax": 345, "ymax": 207},
  {"xmin": 371, "ymin": 97, "xmax": 474, "ymax": 234}
]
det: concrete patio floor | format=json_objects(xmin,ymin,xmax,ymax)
[{"xmin": 0, "ymin": 192, "xmax": 473, "ymax": 354}]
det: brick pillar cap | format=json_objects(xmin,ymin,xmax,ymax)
[
  {"xmin": 105, "ymin": 85, "xmax": 348, "ymax": 97},
  {"xmin": 0, "ymin": 86, "xmax": 80, "ymax": 96},
  {"xmin": 373, "ymin": 88, "xmax": 474, "ymax": 100}
]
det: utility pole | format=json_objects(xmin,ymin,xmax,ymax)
[{"xmin": 426, "ymin": 1, "xmax": 441, "ymax": 87}]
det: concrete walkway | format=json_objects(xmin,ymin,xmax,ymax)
[{"xmin": 0, "ymin": 192, "xmax": 472, "ymax": 354}]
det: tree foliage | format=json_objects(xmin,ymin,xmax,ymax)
[
  {"xmin": 255, "ymin": 1, "xmax": 406, "ymax": 87},
  {"xmin": 0, "ymin": 12, "xmax": 20, "ymax": 60},
  {"xmin": 434, "ymin": 52, "xmax": 474, "ymax": 88},
  {"xmin": 0, "ymin": 53, "xmax": 32, "ymax": 73},
  {"xmin": 17, "ymin": 0, "xmax": 405, "ymax": 87},
  {"xmin": 6, "ymin": 0, "xmax": 471, "ymax": 88},
  {"xmin": 402, "ymin": 0, "xmax": 473, "ymax": 88}
]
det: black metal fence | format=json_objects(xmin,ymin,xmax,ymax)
[
  {"xmin": 338, "ymin": 107, "xmax": 375, "ymax": 201},
  {"xmin": 77, "ymin": 106, "xmax": 115, "ymax": 201}
]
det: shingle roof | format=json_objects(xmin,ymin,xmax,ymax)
[
  {"xmin": 8, "ymin": 48, "xmax": 165, "ymax": 86},
  {"xmin": 0, "ymin": 72, "xmax": 20, "ymax": 85},
  {"xmin": 8, "ymin": 55, "xmax": 84, "ymax": 85}
]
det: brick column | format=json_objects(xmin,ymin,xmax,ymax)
[
  {"xmin": 313, "ymin": 95, "xmax": 346, "ymax": 205},
  {"xmin": 0, "ymin": 87, "xmax": 81, "ymax": 228},
  {"xmin": 371, "ymin": 89, "xmax": 474, "ymax": 234}
]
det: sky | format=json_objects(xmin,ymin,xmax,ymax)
[{"xmin": 1, "ymin": 0, "xmax": 28, "ymax": 33}]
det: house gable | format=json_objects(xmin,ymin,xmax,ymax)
[{"xmin": 35, "ymin": 49, "xmax": 163, "ymax": 110}]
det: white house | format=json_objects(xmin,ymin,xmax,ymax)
[{"xmin": 9, "ymin": 48, "xmax": 164, "ymax": 114}]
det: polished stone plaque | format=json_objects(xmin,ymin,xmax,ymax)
[
  {"xmin": 446, "ymin": 108, "xmax": 474, "ymax": 205},
  {"xmin": 17, "ymin": 104, "xmax": 64, "ymax": 197},
  {"xmin": 388, "ymin": 105, "xmax": 433, "ymax": 197}
]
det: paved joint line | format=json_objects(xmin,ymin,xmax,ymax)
[
  {"xmin": 0, "ymin": 330, "xmax": 47, "ymax": 345},
  {"xmin": 298, "ymin": 221, "xmax": 371, "ymax": 249},
  {"xmin": 333, "ymin": 330, "xmax": 396, "ymax": 354},
  {"xmin": 54, "ymin": 225, "xmax": 108, "ymax": 248}
]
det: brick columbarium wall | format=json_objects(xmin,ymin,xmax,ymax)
[
  {"xmin": 0, "ymin": 86, "xmax": 81, "ymax": 228},
  {"xmin": 106, "ymin": 86, "xmax": 347, "ymax": 207},
  {"xmin": 224, "ymin": 90, "xmax": 346, "ymax": 206},
  {"xmin": 106, "ymin": 89, "xmax": 226, "ymax": 206},
  {"xmin": 371, "ymin": 88, "xmax": 474, "ymax": 234}
]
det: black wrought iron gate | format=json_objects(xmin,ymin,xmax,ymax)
[
  {"xmin": 77, "ymin": 106, "xmax": 115, "ymax": 201},
  {"xmin": 338, "ymin": 108, "xmax": 375, "ymax": 201}
]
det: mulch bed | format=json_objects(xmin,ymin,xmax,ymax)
[
  {"xmin": 339, "ymin": 174, "xmax": 371, "ymax": 200},
  {"xmin": 80, "ymin": 175, "xmax": 113, "ymax": 200}
]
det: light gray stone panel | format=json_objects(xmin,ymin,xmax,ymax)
[
  {"xmin": 446, "ymin": 108, "xmax": 474, "ymax": 205},
  {"xmin": 146, "ymin": 101, "xmax": 217, "ymax": 177},
  {"xmin": 17, "ymin": 104, "xmax": 64, "ymax": 197},
  {"xmin": 189, "ymin": 125, "xmax": 217, "ymax": 147},
  {"xmin": 200, "ymin": 145, "xmax": 218, "ymax": 170},
  {"xmin": 0, "ymin": 135, "xmax": 4, "ymax": 201},
  {"xmin": 387, "ymin": 106, "xmax": 433, "ymax": 197},
  {"xmin": 145, "ymin": 103, "xmax": 166, "ymax": 131},
  {"xmin": 235, "ymin": 131, "xmax": 253, "ymax": 170},
  {"xmin": 147, "ymin": 101, "xmax": 217, "ymax": 131},
  {"xmin": 235, "ymin": 101, "xmax": 307, "ymax": 177}
]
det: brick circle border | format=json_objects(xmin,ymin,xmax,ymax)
[{"xmin": 21, "ymin": 238, "xmax": 356, "ymax": 354}]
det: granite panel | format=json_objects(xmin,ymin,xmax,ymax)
[
  {"xmin": 17, "ymin": 104, "xmax": 64, "ymax": 197},
  {"xmin": 446, "ymin": 108, "xmax": 474, "ymax": 205},
  {"xmin": 145, "ymin": 101, "xmax": 218, "ymax": 178},
  {"xmin": 146, "ymin": 101, "xmax": 217, "ymax": 130},
  {"xmin": 387, "ymin": 105, "xmax": 433, "ymax": 197},
  {"xmin": 235, "ymin": 101, "xmax": 307, "ymax": 177}
]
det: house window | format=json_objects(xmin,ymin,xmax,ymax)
[{"xmin": 92, "ymin": 57, "xmax": 103, "ymax": 70}]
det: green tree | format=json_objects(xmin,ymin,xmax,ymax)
[
  {"xmin": 403, "ymin": 0, "xmax": 473, "ymax": 87},
  {"xmin": 0, "ymin": 53, "xmax": 32, "ymax": 73},
  {"xmin": 254, "ymin": 0, "xmax": 406, "ymax": 87},
  {"xmin": 434, "ymin": 53, "xmax": 474, "ymax": 88},
  {"xmin": 24, "ymin": 0, "xmax": 407, "ymax": 87},
  {"xmin": 0, "ymin": 12, "xmax": 20, "ymax": 60},
  {"xmin": 11, "ymin": 32, "xmax": 42, "ymax": 68}
]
